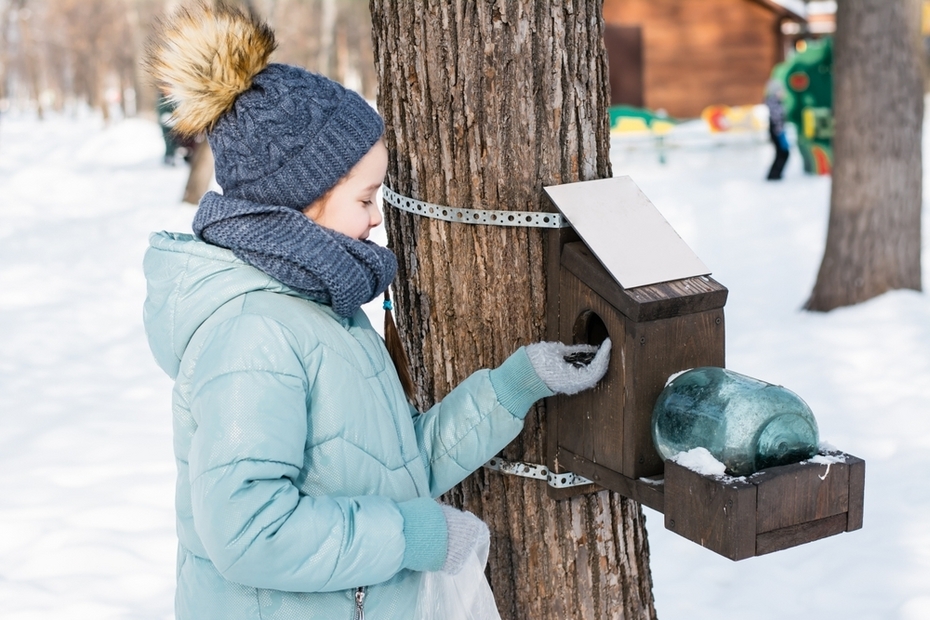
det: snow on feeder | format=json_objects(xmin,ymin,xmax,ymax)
[{"xmin": 540, "ymin": 177, "xmax": 865, "ymax": 560}]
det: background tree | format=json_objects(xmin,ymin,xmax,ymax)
[
  {"xmin": 0, "ymin": 0, "xmax": 14, "ymax": 109},
  {"xmin": 265, "ymin": 0, "xmax": 376, "ymax": 96},
  {"xmin": 370, "ymin": 2, "xmax": 656, "ymax": 619},
  {"xmin": 0, "ymin": 0, "xmax": 377, "ymax": 119},
  {"xmin": 9, "ymin": 0, "xmax": 46, "ymax": 118},
  {"xmin": 805, "ymin": 0, "xmax": 924, "ymax": 311}
]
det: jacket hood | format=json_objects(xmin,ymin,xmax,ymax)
[{"xmin": 143, "ymin": 231, "xmax": 299, "ymax": 379}]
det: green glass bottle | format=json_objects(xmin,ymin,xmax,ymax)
[{"xmin": 652, "ymin": 367, "xmax": 819, "ymax": 476}]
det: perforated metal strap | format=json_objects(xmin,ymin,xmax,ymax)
[
  {"xmin": 485, "ymin": 457, "xmax": 593, "ymax": 489},
  {"xmin": 382, "ymin": 186, "xmax": 569, "ymax": 229}
]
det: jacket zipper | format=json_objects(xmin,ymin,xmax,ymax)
[{"xmin": 354, "ymin": 586, "xmax": 366, "ymax": 620}]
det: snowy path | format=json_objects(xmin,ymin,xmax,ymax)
[
  {"xmin": 0, "ymin": 113, "xmax": 928, "ymax": 619},
  {"xmin": 0, "ymin": 115, "xmax": 191, "ymax": 620}
]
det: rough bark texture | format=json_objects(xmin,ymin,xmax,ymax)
[
  {"xmin": 182, "ymin": 139, "xmax": 214, "ymax": 205},
  {"xmin": 806, "ymin": 0, "xmax": 923, "ymax": 311},
  {"xmin": 370, "ymin": 2, "xmax": 656, "ymax": 619}
]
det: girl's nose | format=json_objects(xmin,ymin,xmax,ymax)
[{"xmin": 370, "ymin": 204, "xmax": 383, "ymax": 229}]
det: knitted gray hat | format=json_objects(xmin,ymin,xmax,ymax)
[
  {"xmin": 210, "ymin": 63, "xmax": 383, "ymax": 208},
  {"xmin": 145, "ymin": 2, "xmax": 383, "ymax": 209},
  {"xmin": 144, "ymin": 2, "xmax": 394, "ymax": 317}
]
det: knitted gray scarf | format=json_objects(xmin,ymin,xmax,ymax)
[{"xmin": 193, "ymin": 191, "xmax": 396, "ymax": 318}]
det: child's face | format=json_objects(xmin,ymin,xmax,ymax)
[{"xmin": 304, "ymin": 140, "xmax": 387, "ymax": 240}]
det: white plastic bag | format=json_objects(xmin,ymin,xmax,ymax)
[{"xmin": 412, "ymin": 531, "xmax": 502, "ymax": 620}]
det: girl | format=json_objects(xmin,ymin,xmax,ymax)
[{"xmin": 142, "ymin": 4, "xmax": 610, "ymax": 619}]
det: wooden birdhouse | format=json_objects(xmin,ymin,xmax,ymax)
[{"xmin": 542, "ymin": 176, "xmax": 865, "ymax": 560}]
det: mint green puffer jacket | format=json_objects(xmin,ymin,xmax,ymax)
[{"xmin": 142, "ymin": 232, "xmax": 552, "ymax": 620}]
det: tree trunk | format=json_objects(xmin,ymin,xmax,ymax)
[
  {"xmin": 370, "ymin": 2, "xmax": 657, "ymax": 619},
  {"xmin": 0, "ymin": 0, "xmax": 12, "ymax": 117},
  {"xmin": 16, "ymin": 3, "xmax": 45, "ymax": 119},
  {"xmin": 805, "ymin": 0, "xmax": 923, "ymax": 311},
  {"xmin": 318, "ymin": 0, "xmax": 336, "ymax": 76},
  {"xmin": 182, "ymin": 138, "xmax": 214, "ymax": 205},
  {"xmin": 126, "ymin": 0, "xmax": 160, "ymax": 121},
  {"xmin": 0, "ymin": 0, "xmax": 9, "ymax": 148}
]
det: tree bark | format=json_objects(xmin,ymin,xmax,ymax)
[
  {"xmin": 0, "ymin": 0, "xmax": 12, "ymax": 120},
  {"xmin": 370, "ymin": 2, "xmax": 656, "ymax": 619},
  {"xmin": 318, "ymin": 0, "xmax": 336, "ymax": 76},
  {"xmin": 182, "ymin": 138, "xmax": 214, "ymax": 205},
  {"xmin": 15, "ymin": 1, "xmax": 45, "ymax": 119},
  {"xmin": 806, "ymin": 0, "xmax": 923, "ymax": 311}
]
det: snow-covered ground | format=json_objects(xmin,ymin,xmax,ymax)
[{"xmin": 0, "ymin": 111, "xmax": 927, "ymax": 620}]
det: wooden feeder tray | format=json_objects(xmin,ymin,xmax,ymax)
[{"xmin": 558, "ymin": 450, "xmax": 865, "ymax": 561}]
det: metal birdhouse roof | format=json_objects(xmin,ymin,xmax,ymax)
[{"xmin": 544, "ymin": 176, "xmax": 710, "ymax": 289}]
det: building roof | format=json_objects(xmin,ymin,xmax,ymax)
[{"xmin": 751, "ymin": 0, "xmax": 806, "ymax": 22}]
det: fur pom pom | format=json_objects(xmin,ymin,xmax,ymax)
[{"xmin": 144, "ymin": 2, "xmax": 276, "ymax": 136}]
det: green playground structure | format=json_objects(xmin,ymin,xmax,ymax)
[{"xmin": 773, "ymin": 38, "xmax": 834, "ymax": 175}]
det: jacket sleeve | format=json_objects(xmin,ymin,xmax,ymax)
[
  {"xmin": 412, "ymin": 347, "xmax": 554, "ymax": 498},
  {"xmin": 187, "ymin": 313, "xmax": 446, "ymax": 592}
]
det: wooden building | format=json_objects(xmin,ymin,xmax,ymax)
[{"xmin": 603, "ymin": 0, "xmax": 804, "ymax": 118}]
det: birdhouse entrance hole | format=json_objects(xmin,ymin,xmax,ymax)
[{"xmin": 573, "ymin": 310, "xmax": 609, "ymax": 347}]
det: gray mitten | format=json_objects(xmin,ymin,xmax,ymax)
[
  {"xmin": 440, "ymin": 505, "xmax": 489, "ymax": 575},
  {"xmin": 525, "ymin": 339, "xmax": 612, "ymax": 395}
]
